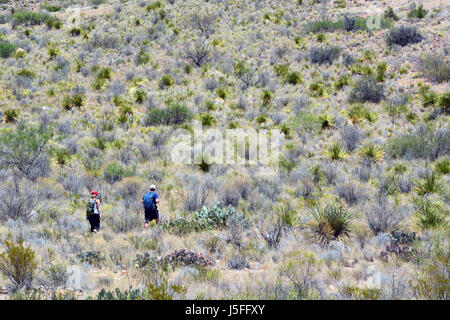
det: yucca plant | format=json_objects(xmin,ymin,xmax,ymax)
[
  {"xmin": 434, "ymin": 158, "xmax": 450, "ymax": 175},
  {"xmin": 415, "ymin": 172, "xmax": 443, "ymax": 196},
  {"xmin": 414, "ymin": 198, "xmax": 448, "ymax": 229},
  {"xmin": 310, "ymin": 203, "xmax": 353, "ymax": 242},
  {"xmin": 276, "ymin": 203, "xmax": 299, "ymax": 228},
  {"xmin": 318, "ymin": 114, "xmax": 334, "ymax": 129},
  {"xmin": 134, "ymin": 89, "xmax": 147, "ymax": 104},
  {"xmin": 359, "ymin": 143, "xmax": 384, "ymax": 163},
  {"xmin": 200, "ymin": 113, "xmax": 216, "ymax": 127},
  {"xmin": 3, "ymin": 109, "xmax": 19, "ymax": 123},
  {"xmin": 327, "ymin": 143, "xmax": 346, "ymax": 161}
]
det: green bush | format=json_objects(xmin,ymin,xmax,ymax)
[
  {"xmin": 384, "ymin": 7, "xmax": 399, "ymax": 21},
  {"xmin": 0, "ymin": 40, "xmax": 16, "ymax": 58},
  {"xmin": 279, "ymin": 251, "xmax": 321, "ymax": 299},
  {"xmin": 144, "ymin": 104, "xmax": 193, "ymax": 126},
  {"xmin": 145, "ymin": 274, "xmax": 187, "ymax": 300},
  {"xmin": 419, "ymin": 53, "xmax": 450, "ymax": 83},
  {"xmin": 309, "ymin": 46, "xmax": 340, "ymax": 65},
  {"xmin": 386, "ymin": 124, "xmax": 449, "ymax": 160},
  {"xmin": 407, "ymin": 3, "xmax": 427, "ymax": 19},
  {"xmin": 102, "ymin": 161, "xmax": 132, "ymax": 184},
  {"xmin": 159, "ymin": 74, "xmax": 174, "ymax": 88},
  {"xmin": 12, "ymin": 11, "xmax": 61, "ymax": 29},
  {"xmin": 286, "ymin": 71, "xmax": 302, "ymax": 85},
  {"xmin": 411, "ymin": 241, "xmax": 449, "ymax": 299},
  {"xmin": 0, "ymin": 123, "xmax": 52, "ymax": 180},
  {"xmin": 348, "ymin": 76, "xmax": 384, "ymax": 103},
  {"xmin": 0, "ymin": 236, "xmax": 38, "ymax": 290}
]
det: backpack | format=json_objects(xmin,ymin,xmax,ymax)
[
  {"xmin": 143, "ymin": 192, "xmax": 156, "ymax": 210},
  {"xmin": 86, "ymin": 199, "xmax": 97, "ymax": 216}
]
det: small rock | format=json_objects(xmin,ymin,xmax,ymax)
[
  {"xmin": 328, "ymin": 241, "xmax": 350, "ymax": 253},
  {"xmin": 370, "ymin": 233, "xmax": 391, "ymax": 247}
]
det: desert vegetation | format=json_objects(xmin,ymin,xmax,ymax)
[{"xmin": 0, "ymin": 0, "xmax": 448, "ymax": 300}]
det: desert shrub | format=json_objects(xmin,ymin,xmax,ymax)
[
  {"xmin": 103, "ymin": 161, "xmax": 131, "ymax": 184},
  {"xmin": 191, "ymin": 12, "xmax": 216, "ymax": 37},
  {"xmin": 144, "ymin": 104, "xmax": 193, "ymax": 126},
  {"xmin": 309, "ymin": 46, "xmax": 340, "ymax": 65},
  {"xmin": 414, "ymin": 198, "xmax": 448, "ymax": 229},
  {"xmin": 220, "ymin": 178, "xmax": 252, "ymax": 207},
  {"xmin": 44, "ymin": 263, "xmax": 69, "ymax": 289},
  {"xmin": 145, "ymin": 274, "xmax": 187, "ymax": 300},
  {"xmin": 386, "ymin": 25, "xmax": 424, "ymax": 46},
  {"xmin": 342, "ymin": 286, "xmax": 381, "ymax": 300},
  {"xmin": 159, "ymin": 74, "xmax": 174, "ymax": 89},
  {"xmin": 407, "ymin": 3, "xmax": 427, "ymax": 19},
  {"xmin": 280, "ymin": 251, "xmax": 321, "ymax": 299},
  {"xmin": 0, "ymin": 235, "xmax": 38, "ymax": 290},
  {"xmin": 340, "ymin": 124, "xmax": 361, "ymax": 152},
  {"xmin": 257, "ymin": 203, "xmax": 298, "ymax": 249},
  {"xmin": 116, "ymin": 177, "xmax": 143, "ymax": 208},
  {"xmin": 310, "ymin": 203, "xmax": 353, "ymax": 242},
  {"xmin": 348, "ymin": 76, "xmax": 384, "ymax": 103},
  {"xmin": 182, "ymin": 176, "xmax": 213, "ymax": 212},
  {"xmin": 135, "ymin": 49, "xmax": 151, "ymax": 66},
  {"xmin": 0, "ymin": 123, "xmax": 52, "ymax": 180},
  {"xmin": 286, "ymin": 71, "xmax": 302, "ymax": 85},
  {"xmin": 384, "ymin": 7, "xmax": 399, "ymax": 21},
  {"xmin": 387, "ymin": 125, "xmax": 450, "ymax": 160},
  {"xmin": 0, "ymin": 40, "xmax": 16, "ymax": 58},
  {"xmin": 335, "ymin": 182, "xmax": 364, "ymax": 206},
  {"xmin": 411, "ymin": 242, "xmax": 449, "ymax": 300},
  {"xmin": 234, "ymin": 61, "xmax": 261, "ymax": 89},
  {"xmin": 90, "ymin": 31, "xmax": 120, "ymax": 49},
  {"xmin": 11, "ymin": 11, "xmax": 52, "ymax": 27},
  {"xmin": 91, "ymin": 0, "xmax": 106, "ymax": 5},
  {"xmin": 419, "ymin": 53, "xmax": 450, "ymax": 83},
  {"xmin": 74, "ymin": 251, "xmax": 105, "ymax": 267},
  {"xmin": 366, "ymin": 197, "xmax": 406, "ymax": 235},
  {"xmin": 184, "ymin": 40, "xmax": 211, "ymax": 67},
  {"xmin": 227, "ymin": 255, "xmax": 249, "ymax": 270}
]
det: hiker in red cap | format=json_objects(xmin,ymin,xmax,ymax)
[{"xmin": 86, "ymin": 190, "xmax": 101, "ymax": 233}]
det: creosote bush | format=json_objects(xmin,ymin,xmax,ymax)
[
  {"xmin": 0, "ymin": 235, "xmax": 38, "ymax": 290},
  {"xmin": 386, "ymin": 25, "xmax": 424, "ymax": 46}
]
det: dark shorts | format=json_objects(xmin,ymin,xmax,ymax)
[{"xmin": 144, "ymin": 207, "xmax": 159, "ymax": 222}]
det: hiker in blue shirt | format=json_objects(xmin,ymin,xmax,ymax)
[{"xmin": 141, "ymin": 184, "xmax": 159, "ymax": 228}]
